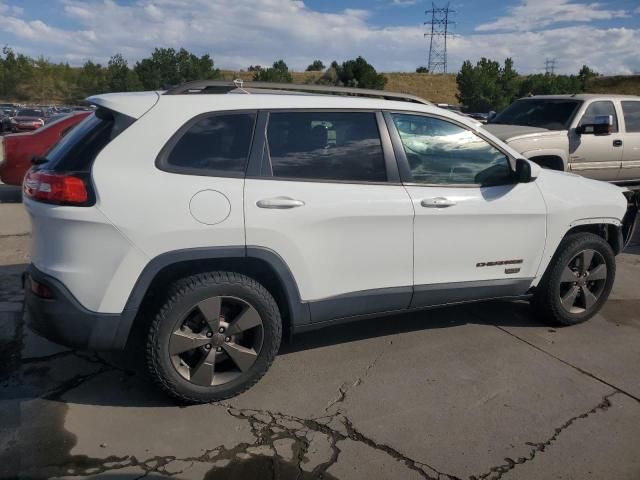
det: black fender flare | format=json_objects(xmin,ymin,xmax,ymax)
[{"xmin": 113, "ymin": 246, "xmax": 310, "ymax": 349}]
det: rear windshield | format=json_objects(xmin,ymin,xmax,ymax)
[
  {"xmin": 17, "ymin": 109, "xmax": 44, "ymax": 117},
  {"xmin": 490, "ymin": 99, "xmax": 582, "ymax": 130},
  {"xmin": 44, "ymin": 108, "xmax": 134, "ymax": 172}
]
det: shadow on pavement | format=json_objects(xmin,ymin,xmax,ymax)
[{"xmin": 281, "ymin": 300, "xmax": 537, "ymax": 355}]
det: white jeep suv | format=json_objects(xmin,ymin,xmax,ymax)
[{"xmin": 23, "ymin": 81, "xmax": 638, "ymax": 403}]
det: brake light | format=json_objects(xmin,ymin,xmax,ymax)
[{"xmin": 23, "ymin": 170, "xmax": 90, "ymax": 205}]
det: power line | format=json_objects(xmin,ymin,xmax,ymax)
[
  {"xmin": 424, "ymin": 2, "xmax": 455, "ymax": 74},
  {"xmin": 544, "ymin": 58, "xmax": 557, "ymax": 75}
]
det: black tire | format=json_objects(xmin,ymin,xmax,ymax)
[
  {"xmin": 532, "ymin": 233, "xmax": 615, "ymax": 326},
  {"xmin": 146, "ymin": 271, "xmax": 282, "ymax": 404}
]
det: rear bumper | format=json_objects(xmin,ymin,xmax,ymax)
[{"xmin": 25, "ymin": 265, "xmax": 131, "ymax": 350}]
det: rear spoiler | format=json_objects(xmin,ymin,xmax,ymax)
[{"xmin": 85, "ymin": 91, "xmax": 160, "ymax": 119}]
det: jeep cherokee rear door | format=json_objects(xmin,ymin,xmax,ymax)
[
  {"xmin": 244, "ymin": 110, "xmax": 414, "ymax": 323},
  {"xmin": 386, "ymin": 112, "xmax": 547, "ymax": 308}
]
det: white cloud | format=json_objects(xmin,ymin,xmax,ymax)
[
  {"xmin": 0, "ymin": 0, "xmax": 637, "ymax": 76},
  {"xmin": 477, "ymin": 0, "xmax": 628, "ymax": 32},
  {"xmin": 392, "ymin": 0, "xmax": 418, "ymax": 6}
]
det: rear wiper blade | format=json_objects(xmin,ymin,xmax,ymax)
[{"xmin": 31, "ymin": 155, "xmax": 50, "ymax": 165}]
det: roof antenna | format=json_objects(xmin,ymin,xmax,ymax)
[{"xmin": 233, "ymin": 78, "xmax": 250, "ymax": 94}]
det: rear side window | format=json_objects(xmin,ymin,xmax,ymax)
[
  {"xmin": 161, "ymin": 113, "xmax": 256, "ymax": 176},
  {"xmin": 265, "ymin": 111, "xmax": 386, "ymax": 182},
  {"xmin": 579, "ymin": 101, "xmax": 618, "ymax": 132},
  {"xmin": 622, "ymin": 101, "xmax": 640, "ymax": 133},
  {"xmin": 45, "ymin": 109, "xmax": 134, "ymax": 172}
]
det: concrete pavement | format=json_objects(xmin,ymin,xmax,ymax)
[{"xmin": 1, "ymin": 199, "xmax": 639, "ymax": 480}]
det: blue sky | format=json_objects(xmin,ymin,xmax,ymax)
[{"xmin": 1, "ymin": 0, "xmax": 639, "ymax": 74}]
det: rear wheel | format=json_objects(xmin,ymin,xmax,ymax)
[
  {"xmin": 146, "ymin": 272, "xmax": 282, "ymax": 403},
  {"xmin": 532, "ymin": 233, "xmax": 615, "ymax": 325}
]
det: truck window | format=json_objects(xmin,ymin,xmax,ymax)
[
  {"xmin": 621, "ymin": 102, "xmax": 640, "ymax": 133},
  {"xmin": 490, "ymin": 99, "xmax": 582, "ymax": 130}
]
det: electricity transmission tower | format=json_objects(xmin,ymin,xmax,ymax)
[
  {"xmin": 425, "ymin": 2, "xmax": 455, "ymax": 74},
  {"xmin": 544, "ymin": 58, "xmax": 557, "ymax": 75}
]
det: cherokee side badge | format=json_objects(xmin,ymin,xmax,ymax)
[{"xmin": 476, "ymin": 259, "xmax": 523, "ymax": 274}]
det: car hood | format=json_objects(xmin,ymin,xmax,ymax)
[{"xmin": 483, "ymin": 124, "xmax": 564, "ymax": 142}]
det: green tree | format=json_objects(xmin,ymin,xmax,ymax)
[
  {"xmin": 306, "ymin": 60, "xmax": 325, "ymax": 71},
  {"xmin": 0, "ymin": 46, "xmax": 34, "ymax": 100},
  {"xmin": 106, "ymin": 54, "xmax": 143, "ymax": 92},
  {"xmin": 456, "ymin": 57, "xmax": 520, "ymax": 111},
  {"xmin": 335, "ymin": 56, "xmax": 386, "ymax": 90},
  {"xmin": 578, "ymin": 65, "xmax": 599, "ymax": 90},
  {"xmin": 415, "ymin": 66, "xmax": 429, "ymax": 73},
  {"xmin": 76, "ymin": 60, "xmax": 107, "ymax": 97},
  {"xmin": 134, "ymin": 47, "xmax": 220, "ymax": 90},
  {"xmin": 253, "ymin": 59, "xmax": 293, "ymax": 82},
  {"xmin": 518, "ymin": 73, "xmax": 582, "ymax": 97}
]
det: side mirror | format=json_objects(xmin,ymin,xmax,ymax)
[
  {"xmin": 487, "ymin": 111, "xmax": 497, "ymax": 122},
  {"xmin": 515, "ymin": 158, "xmax": 532, "ymax": 183},
  {"xmin": 576, "ymin": 115, "xmax": 613, "ymax": 136}
]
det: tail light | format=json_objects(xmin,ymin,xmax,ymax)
[{"xmin": 23, "ymin": 169, "xmax": 92, "ymax": 206}]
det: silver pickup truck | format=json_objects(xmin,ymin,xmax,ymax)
[{"xmin": 483, "ymin": 94, "xmax": 640, "ymax": 183}]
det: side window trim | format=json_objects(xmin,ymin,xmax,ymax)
[
  {"xmin": 383, "ymin": 110, "xmax": 517, "ymax": 187},
  {"xmin": 248, "ymin": 109, "xmax": 400, "ymax": 185},
  {"xmin": 155, "ymin": 109, "xmax": 258, "ymax": 178}
]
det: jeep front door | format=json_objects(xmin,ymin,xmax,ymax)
[
  {"xmin": 386, "ymin": 112, "xmax": 547, "ymax": 308},
  {"xmin": 244, "ymin": 110, "xmax": 414, "ymax": 324}
]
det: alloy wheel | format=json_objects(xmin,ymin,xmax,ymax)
[
  {"xmin": 558, "ymin": 249, "xmax": 607, "ymax": 315},
  {"xmin": 169, "ymin": 296, "xmax": 264, "ymax": 386}
]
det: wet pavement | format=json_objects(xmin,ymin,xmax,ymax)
[{"xmin": 1, "ymin": 191, "xmax": 639, "ymax": 480}]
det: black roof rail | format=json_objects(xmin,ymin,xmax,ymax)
[{"xmin": 163, "ymin": 80, "xmax": 432, "ymax": 105}]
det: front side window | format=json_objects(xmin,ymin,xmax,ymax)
[
  {"xmin": 622, "ymin": 101, "xmax": 640, "ymax": 133},
  {"xmin": 578, "ymin": 101, "xmax": 618, "ymax": 132},
  {"xmin": 164, "ymin": 113, "xmax": 256, "ymax": 175},
  {"xmin": 392, "ymin": 114, "xmax": 512, "ymax": 186},
  {"xmin": 265, "ymin": 111, "xmax": 387, "ymax": 182}
]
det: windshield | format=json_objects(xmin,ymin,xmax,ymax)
[
  {"xmin": 17, "ymin": 109, "xmax": 43, "ymax": 117},
  {"xmin": 490, "ymin": 99, "xmax": 582, "ymax": 130}
]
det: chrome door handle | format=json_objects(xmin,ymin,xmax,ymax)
[
  {"xmin": 256, "ymin": 196, "xmax": 305, "ymax": 209},
  {"xmin": 421, "ymin": 197, "xmax": 456, "ymax": 208}
]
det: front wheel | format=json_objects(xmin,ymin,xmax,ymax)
[
  {"xmin": 532, "ymin": 233, "xmax": 615, "ymax": 326},
  {"xmin": 146, "ymin": 272, "xmax": 282, "ymax": 403}
]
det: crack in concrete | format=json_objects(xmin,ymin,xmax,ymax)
[
  {"xmin": 470, "ymin": 391, "xmax": 619, "ymax": 480},
  {"xmin": 324, "ymin": 349, "xmax": 385, "ymax": 413},
  {"xmin": 493, "ymin": 325, "xmax": 640, "ymax": 404},
  {"xmin": 34, "ymin": 402, "xmax": 460, "ymax": 479},
  {"xmin": 221, "ymin": 404, "xmax": 459, "ymax": 480}
]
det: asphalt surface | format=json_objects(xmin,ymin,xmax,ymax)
[{"xmin": 1, "ymin": 183, "xmax": 639, "ymax": 480}]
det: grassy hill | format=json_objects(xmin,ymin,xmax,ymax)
[
  {"xmin": 219, "ymin": 70, "xmax": 459, "ymax": 104},
  {"xmin": 586, "ymin": 75, "xmax": 640, "ymax": 95}
]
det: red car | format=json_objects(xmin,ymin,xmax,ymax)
[
  {"xmin": 9, "ymin": 108, "xmax": 48, "ymax": 132},
  {"xmin": 0, "ymin": 111, "xmax": 91, "ymax": 186}
]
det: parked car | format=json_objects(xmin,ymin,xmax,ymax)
[
  {"xmin": 484, "ymin": 94, "xmax": 640, "ymax": 183},
  {"xmin": 0, "ymin": 111, "xmax": 90, "ymax": 185},
  {"xmin": 1, "ymin": 110, "xmax": 13, "ymax": 132},
  {"xmin": 10, "ymin": 108, "xmax": 48, "ymax": 132},
  {"xmin": 23, "ymin": 81, "xmax": 638, "ymax": 403}
]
